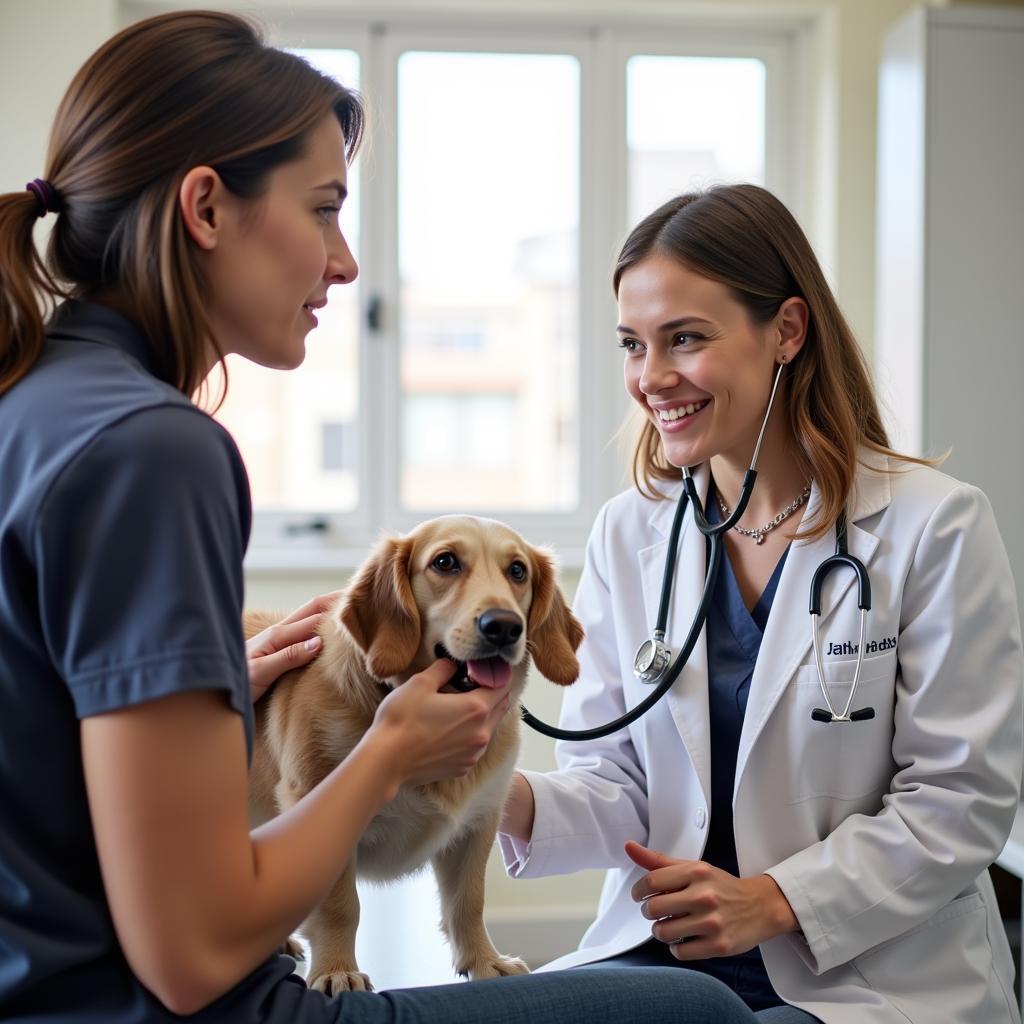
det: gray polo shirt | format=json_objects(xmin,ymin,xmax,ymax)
[{"xmin": 0, "ymin": 302, "xmax": 333, "ymax": 1021}]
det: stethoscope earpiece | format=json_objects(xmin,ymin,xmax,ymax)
[
  {"xmin": 812, "ymin": 706, "xmax": 876, "ymax": 724},
  {"xmin": 808, "ymin": 513, "xmax": 875, "ymax": 724}
]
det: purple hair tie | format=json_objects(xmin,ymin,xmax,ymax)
[{"xmin": 25, "ymin": 178, "xmax": 60, "ymax": 218}]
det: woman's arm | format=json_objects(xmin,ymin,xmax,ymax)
[{"xmin": 82, "ymin": 663, "xmax": 510, "ymax": 1016}]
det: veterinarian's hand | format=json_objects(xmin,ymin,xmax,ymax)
[
  {"xmin": 368, "ymin": 659, "xmax": 512, "ymax": 787},
  {"xmin": 246, "ymin": 592, "xmax": 341, "ymax": 703},
  {"xmin": 626, "ymin": 841, "xmax": 799, "ymax": 959}
]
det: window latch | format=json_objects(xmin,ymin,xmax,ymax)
[
  {"xmin": 366, "ymin": 294, "xmax": 382, "ymax": 333},
  {"xmin": 283, "ymin": 517, "xmax": 330, "ymax": 536}
]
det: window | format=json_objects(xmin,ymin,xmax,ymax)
[
  {"xmin": 397, "ymin": 51, "xmax": 579, "ymax": 512},
  {"xmin": 322, "ymin": 421, "xmax": 357, "ymax": 473},
  {"xmin": 626, "ymin": 55, "xmax": 766, "ymax": 224},
  {"xmin": 208, "ymin": 18, "xmax": 801, "ymax": 566}
]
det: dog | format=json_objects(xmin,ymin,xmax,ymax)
[{"xmin": 246, "ymin": 515, "xmax": 584, "ymax": 994}]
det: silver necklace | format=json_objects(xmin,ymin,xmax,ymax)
[{"xmin": 717, "ymin": 482, "xmax": 812, "ymax": 545}]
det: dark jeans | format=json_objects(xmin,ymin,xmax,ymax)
[
  {"xmin": 577, "ymin": 947, "xmax": 823, "ymax": 1023},
  {"xmin": 326, "ymin": 966, "xmax": 814, "ymax": 1023}
]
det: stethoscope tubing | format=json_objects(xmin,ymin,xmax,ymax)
[
  {"xmin": 520, "ymin": 506, "xmax": 724, "ymax": 741},
  {"xmin": 519, "ymin": 362, "xmax": 786, "ymax": 743},
  {"xmin": 518, "ymin": 361, "xmax": 874, "ymax": 741}
]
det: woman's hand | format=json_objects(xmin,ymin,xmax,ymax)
[
  {"xmin": 364, "ymin": 660, "xmax": 513, "ymax": 789},
  {"xmin": 626, "ymin": 840, "xmax": 799, "ymax": 959},
  {"xmin": 245, "ymin": 592, "xmax": 341, "ymax": 703}
]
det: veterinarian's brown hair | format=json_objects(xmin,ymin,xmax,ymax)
[
  {"xmin": 613, "ymin": 184, "xmax": 936, "ymax": 542},
  {"xmin": 0, "ymin": 9, "xmax": 364, "ymax": 400}
]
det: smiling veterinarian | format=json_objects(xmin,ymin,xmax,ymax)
[
  {"xmin": 499, "ymin": 186, "xmax": 1024, "ymax": 1024},
  {"xmin": 0, "ymin": 11, "xmax": 815, "ymax": 1024}
]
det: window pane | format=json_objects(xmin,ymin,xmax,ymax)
[
  {"xmin": 211, "ymin": 49, "xmax": 361, "ymax": 512},
  {"xmin": 398, "ymin": 51, "xmax": 579, "ymax": 512},
  {"xmin": 627, "ymin": 56, "xmax": 765, "ymax": 225}
]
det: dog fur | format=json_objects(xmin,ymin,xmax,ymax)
[{"xmin": 245, "ymin": 515, "xmax": 583, "ymax": 994}]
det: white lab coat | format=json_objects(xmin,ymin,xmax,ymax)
[{"xmin": 501, "ymin": 453, "xmax": 1024, "ymax": 1023}]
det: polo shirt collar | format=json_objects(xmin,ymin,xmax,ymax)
[{"xmin": 47, "ymin": 299, "xmax": 162, "ymax": 379}]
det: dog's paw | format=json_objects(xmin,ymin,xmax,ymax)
[
  {"xmin": 461, "ymin": 954, "xmax": 530, "ymax": 979},
  {"xmin": 308, "ymin": 967, "xmax": 375, "ymax": 994},
  {"xmin": 282, "ymin": 936, "xmax": 306, "ymax": 961}
]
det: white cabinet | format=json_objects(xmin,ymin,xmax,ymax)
[{"xmin": 875, "ymin": 5, "xmax": 1024, "ymax": 616}]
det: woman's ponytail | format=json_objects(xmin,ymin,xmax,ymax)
[{"xmin": 0, "ymin": 187, "xmax": 62, "ymax": 396}]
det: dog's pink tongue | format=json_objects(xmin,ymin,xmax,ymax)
[{"xmin": 467, "ymin": 658, "xmax": 512, "ymax": 689}]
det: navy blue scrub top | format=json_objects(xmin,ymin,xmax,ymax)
[
  {"xmin": 611, "ymin": 487, "xmax": 789, "ymax": 1013},
  {"xmin": 699, "ymin": 489, "xmax": 789, "ymax": 1009},
  {"xmin": 0, "ymin": 302, "xmax": 339, "ymax": 1022}
]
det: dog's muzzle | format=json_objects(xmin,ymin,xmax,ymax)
[
  {"xmin": 434, "ymin": 642, "xmax": 515, "ymax": 692},
  {"xmin": 435, "ymin": 644, "xmax": 477, "ymax": 692}
]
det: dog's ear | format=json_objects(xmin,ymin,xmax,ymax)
[
  {"xmin": 340, "ymin": 535, "xmax": 421, "ymax": 679},
  {"xmin": 526, "ymin": 546, "xmax": 584, "ymax": 686}
]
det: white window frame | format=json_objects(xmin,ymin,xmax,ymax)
[{"xmin": 122, "ymin": 3, "xmax": 822, "ymax": 571}]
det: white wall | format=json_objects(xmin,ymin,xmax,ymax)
[
  {"xmin": 0, "ymin": 1, "xmax": 119, "ymax": 189},
  {"xmin": 875, "ymin": 5, "xmax": 1024, "ymax": 615}
]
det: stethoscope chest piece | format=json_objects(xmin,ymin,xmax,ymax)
[{"xmin": 633, "ymin": 634, "xmax": 671, "ymax": 684}]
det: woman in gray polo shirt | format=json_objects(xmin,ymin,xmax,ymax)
[{"xmin": 0, "ymin": 10, "xmax": 769, "ymax": 1024}]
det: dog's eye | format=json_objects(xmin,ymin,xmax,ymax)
[
  {"xmin": 509, "ymin": 560, "xmax": 528, "ymax": 583},
  {"xmin": 431, "ymin": 552, "xmax": 461, "ymax": 574}
]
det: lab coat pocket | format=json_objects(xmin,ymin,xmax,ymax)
[
  {"xmin": 852, "ymin": 892, "xmax": 1009, "ymax": 1022},
  {"xmin": 784, "ymin": 652, "xmax": 898, "ymax": 802}
]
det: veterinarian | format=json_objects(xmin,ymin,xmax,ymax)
[
  {"xmin": 0, "ymin": 11, "xmax": 817, "ymax": 1024},
  {"xmin": 499, "ymin": 185, "xmax": 1024, "ymax": 1023}
]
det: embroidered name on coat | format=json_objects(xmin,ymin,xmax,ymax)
[{"xmin": 825, "ymin": 636, "xmax": 897, "ymax": 657}]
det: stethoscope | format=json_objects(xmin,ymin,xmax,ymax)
[{"xmin": 521, "ymin": 361, "xmax": 875, "ymax": 742}]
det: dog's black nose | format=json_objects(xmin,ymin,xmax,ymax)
[{"xmin": 477, "ymin": 609, "xmax": 523, "ymax": 648}]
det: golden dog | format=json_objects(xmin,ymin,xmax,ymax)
[{"xmin": 246, "ymin": 515, "xmax": 583, "ymax": 994}]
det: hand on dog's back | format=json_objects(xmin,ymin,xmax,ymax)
[{"xmin": 368, "ymin": 658, "xmax": 513, "ymax": 787}]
